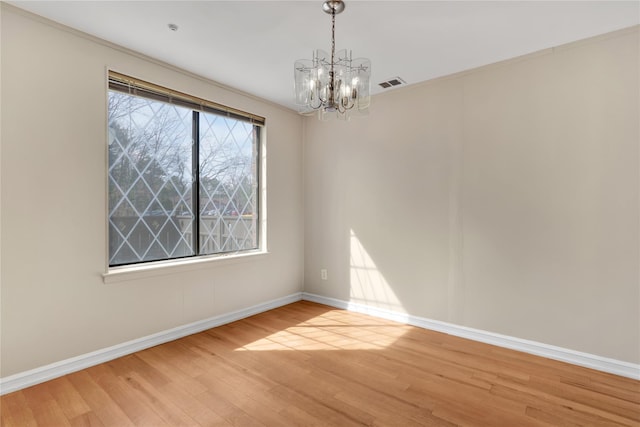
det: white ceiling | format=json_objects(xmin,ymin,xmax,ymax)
[{"xmin": 8, "ymin": 1, "xmax": 640, "ymax": 111}]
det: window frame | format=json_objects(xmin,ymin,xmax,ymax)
[{"xmin": 104, "ymin": 71, "xmax": 266, "ymax": 276}]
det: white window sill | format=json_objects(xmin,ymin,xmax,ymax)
[{"xmin": 102, "ymin": 250, "xmax": 269, "ymax": 284}]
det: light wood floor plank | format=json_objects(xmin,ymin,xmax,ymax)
[
  {"xmin": 44, "ymin": 376, "xmax": 92, "ymax": 421},
  {"xmin": 68, "ymin": 411, "xmax": 106, "ymax": 427},
  {"xmin": 2, "ymin": 301, "xmax": 639, "ymax": 426},
  {"xmin": 21, "ymin": 382, "xmax": 72, "ymax": 427},
  {"xmin": 0, "ymin": 391, "xmax": 38, "ymax": 427},
  {"xmin": 64, "ymin": 370, "xmax": 134, "ymax": 427},
  {"xmin": 85, "ymin": 364, "xmax": 167, "ymax": 426}
]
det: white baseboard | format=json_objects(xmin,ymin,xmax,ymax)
[
  {"xmin": 2, "ymin": 290, "xmax": 637, "ymax": 396},
  {"xmin": 0, "ymin": 292, "xmax": 303, "ymax": 396},
  {"xmin": 302, "ymin": 292, "xmax": 640, "ymax": 380}
]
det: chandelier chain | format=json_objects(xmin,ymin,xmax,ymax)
[
  {"xmin": 331, "ymin": 7, "xmax": 336, "ymax": 68},
  {"xmin": 330, "ymin": 7, "xmax": 336, "ymax": 105}
]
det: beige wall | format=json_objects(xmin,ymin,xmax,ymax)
[
  {"xmin": 1, "ymin": 3, "xmax": 638, "ymax": 379},
  {"xmin": 0, "ymin": 6, "xmax": 304, "ymax": 377},
  {"xmin": 304, "ymin": 27, "xmax": 640, "ymax": 363}
]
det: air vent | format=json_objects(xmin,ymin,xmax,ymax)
[{"xmin": 378, "ymin": 77, "xmax": 406, "ymax": 89}]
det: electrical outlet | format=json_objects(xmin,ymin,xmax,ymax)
[{"xmin": 320, "ymin": 269, "xmax": 328, "ymax": 280}]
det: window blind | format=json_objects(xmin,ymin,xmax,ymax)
[{"xmin": 108, "ymin": 71, "xmax": 266, "ymax": 126}]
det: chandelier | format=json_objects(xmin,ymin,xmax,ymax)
[{"xmin": 294, "ymin": 0, "xmax": 371, "ymax": 120}]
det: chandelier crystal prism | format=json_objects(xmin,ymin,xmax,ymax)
[{"xmin": 294, "ymin": 0, "xmax": 371, "ymax": 120}]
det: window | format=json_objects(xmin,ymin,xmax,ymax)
[{"xmin": 107, "ymin": 72, "xmax": 264, "ymax": 267}]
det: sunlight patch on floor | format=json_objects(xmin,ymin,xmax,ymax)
[{"xmin": 235, "ymin": 313, "xmax": 410, "ymax": 352}]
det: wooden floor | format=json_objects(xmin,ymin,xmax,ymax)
[{"xmin": 1, "ymin": 301, "xmax": 639, "ymax": 426}]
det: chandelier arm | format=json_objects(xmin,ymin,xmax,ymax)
[
  {"xmin": 310, "ymin": 97, "xmax": 324, "ymax": 110},
  {"xmin": 336, "ymin": 96, "xmax": 355, "ymax": 113}
]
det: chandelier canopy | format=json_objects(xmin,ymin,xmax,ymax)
[{"xmin": 294, "ymin": 0, "xmax": 371, "ymax": 120}]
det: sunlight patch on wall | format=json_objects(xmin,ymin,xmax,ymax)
[{"xmin": 349, "ymin": 229, "xmax": 406, "ymax": 313}]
